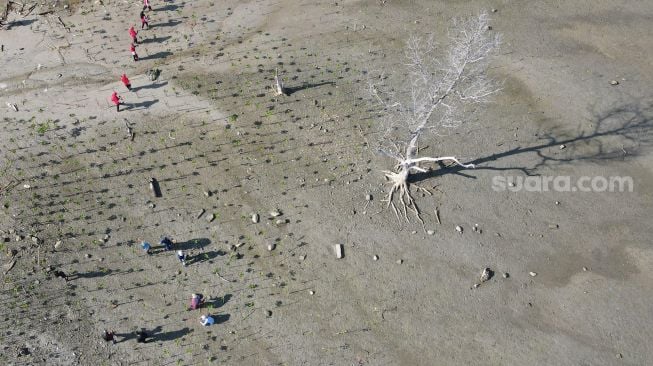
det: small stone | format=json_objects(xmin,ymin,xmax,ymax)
[
  {"xmin": 559, "ymin": 144, "xmax": 566, "ymax": 150},
  {"xmin": 270, "ymin": 210, "xmax": 281, "ymax": 217},
  {"xmin": 267, "ymin": 243, "xmax": 275, "ymax": 251},
  {"xmin": 555, "ymin": 201, "xmax": 560, "ymax": 205},
  {"xmin": 616, "ymin": 353, "xmax": 623, "ymax": 359},
  {"xmin": 31, "ymin": 236, "xmax": 39, "ymax": 243},
  {"xmin": 299, "ymin": 255, "xmax": 305, "ymax": 260},
  {"xmin": 472, "ymin": 283, "xmax": 480, "ymax": 289},
  {"xmin": 548, "ymin": 224, "xmax": 559, "ymax": 229},
  {"xmin": 334, "ymin": 244, "xmax": 344, "ymax": 259},
  {"xmin": 365, "ymin": 194, "xmax": 372, "ymax": 201},
  {"xmin": 103, "ymin": 235, "xmax": 109, "ymax": 242},
  {"xmin": 15, "ymin": 235, "xmax": 22, "ymax": 242},
  {"xmin": 55, "ymin": 240, "xmax": 63, "ymax": 249},
  {"xmin": 251, "ymin": 213, "xmax": 259, "ymax": 223},
  {"xmin": 582, "ymin": 267, "xmax": 588, "ymax": 271},
  {"xmin": 265, "ymin": 310, "xmax": 272, "ymax": 317},
  {"xmin": 427, "ymin": 230, "xmax": 434, "ymax": 235},
  {"xmin": 373, "ymin": 255, "xmax": 378, "ymax": 261},
  {"xmin": 203, "ymin": 190, "xmax": 211, "ymax": 197},
  {"xmin": 480, "ymin": 268, "xmax": 493, "ymax": 282},
  {"xmin": 529, "ymin": 271, "xmax": 537, "ymax": 277},
  {"xmin": 503, "ymin": 272, "xmax": 509, "ymax": 278},
  {"xmin": 275, "ymin": 219, "xmax": 284, "ymax": 225},
  {"xmin": 85, "ymin": 253, "xmax": 92, "ymax": 259},
  {"xmin": 148, "ymin": 202, "xmax": 155, "ymax": 209},
  {"xmin": 309, "ymin": 290, "xmax": 315, "ymax": 295},
  {"xmin": 455, "ymin": 225, "xmax": 463, "ymax": 233},
  {"xmin": 396, "ymin": 259, "xmax": 403, "ymax": 264},
  {"xmin": 610, "ymin": 80, "xmax": 619, "ymax": 85},
  {"xmin": 491, "ymin": 8, "xmax": 497, "ymax": 12},
  {"xmin": 206, "ymin": 213, "xmax": 215, "ymax": 223},
  {"xmin": 508, "ymin": 182, "xmax": 515, "ymax": 187}
]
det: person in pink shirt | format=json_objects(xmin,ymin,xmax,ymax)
[
  {"xmin": 140, "ymin": 11, "xmax": 149, "ymax": 29},
  {"xmin": 110, "ymin": 91, "xmax": 123, "ymax": 112},
  {"xmin": 130, "ymin": 43, "xmax": 138, "ymax": 61},
  {"xmin": 129, "ymin": 26, "xmax": 138, "ymax": 44},
  {"xmin": 120, "ymin": 74, "xmax": 132, "ymax": 91},
  {"xmin": 143, "ymin": 0, "xmax": 152, "ymax": 11}
]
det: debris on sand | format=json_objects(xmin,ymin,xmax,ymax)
[{"xmin": 480, "ymin": 268, "xmax": 493, "ymax": 282}]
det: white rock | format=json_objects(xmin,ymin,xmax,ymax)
[
  {"xmin": 270, "ymin": 210, "xmax": 281, "ymax": 217},
  {"xmin": 365, "ymin": 194, "xmax": 372, "ymax": 201},
  {"xmin": 480, "ymin": 268, "xmax": 492, "ymax": 282},
  {"xmin": 206, "ymin": 213, "xmax": 215, "ymax": 222},
  {"xmin": 267, "ymin": 243, "xmax": 275, "ymax": 251},
  {"xmin": 396, "ymin": 259, "xmax": 403, "ymax": 264},
  {"xmin": 309, "ymin": 290, "xmax": 315, "ymax": 295},
  {"xmin": 299, "ymin": 255, "xmax": 305, "ymax": 260},
  {"xmin": 610, "ymin": 80, "xmax": 619, "ymax": 85},
  {"xmin": 559, "ymin": 144, "xmax": 566, "ymax": 150},
  {"xmin": 529, "ymin": 271, "xmax": 537, "ymax": 277},
  {"xmin": 334, "ymin": 244, "xmax": 343, "ymax": 259},
  {"xmin": 54, "ymin": 240, "xmax": 63, "ymax": 249},
  {"xmin": 427, "ymin": 230, "xmax": 434, "ymax": 235},
  {"xmin": 251, "ymin": 213, "xmax": 259, "ymax": 223},
  {"xmin": 455, "ymin": 225, "xmax": 463, "ymax": 233},
  {"xmin": 373, "ymin": 255, "xmax": 378, "ymax": 261}
]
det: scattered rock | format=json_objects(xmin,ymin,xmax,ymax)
[
  {"xmin": 265, "ymin": 310, "xmax": 272, "ymax": 317},
  {"xmin": 334, "ymin": 244, "xmax": 344, "ymax": 259},
  {"xmin": 299, "ymin": 255, "xmax": 305, "ymax": 260},
  {"xmin": 480, "ymin": 268, "xmax": 493, "ymax": 282},
  {"xmin": 529, "ymin": 271, "xmax": 537, "ymax": 277},
  {"xmin": 559, "ymin": 144, "xmax": 566, "ymax": 150},
  {"xmin": 15, "ymin": 235, "xmax": 22, "ymax": 242},
  {"xmin": 582, "ymin": 267, "xmax": 588, "ymax": 271},
  {"xmin": 365, "ymin": 194, "xmax": 372, "ymax": 201},
  {"xmin": 455, "ymin": 225, "xmax": 463, "ymax": 233},
  {"xmin": 275, "ymin": 219, "xmax": 284, "ymax": 225},
  {"xmin": 427, "ymin": 230, "xmax": 434, "ymax": 235},
  {"xmin": 103, "ymin": 234, "xmax": 109, "ymax": 242},
  {"xmin": 548, "ymin": 224, "xmax": 559, "ymax": 229},
  {"xmin": 309, "ymin": 290, "xmax": 315, "ymax": 295},
  {"xmin": 267, "ymin": 243, "xmax": 275, "ymax": 251},
  {"xmin": 555, "ymin": 201, "xmax": 560, "ymax": 205},
  {"xmin": 491, "ymin": 8, "xmax": 498, "ymax": 12},
  {"xmin": 396, "ymin": 259, "xmax": 403, "ymax": 264},
  {"xmin": 206, "ymin": 213, "xmax": 215, "ymax": 223},
  {"xmin": 373, "ymin": 255, "xmax": 378, "ymax": 261},
  {"xmin": 203, "ymin": 190, "xmax": 211, "ymax": 197},
  {"xmin": 252, "ymin": 213, "xmax": 259, "ymax": 223},
  {"xmin": 85, "ymin": 253, "xmax": 92, "ymax": 259},
  {"xmin": 472, "ymin": 283, "xmax": 480, "ymax": 289},
  {"xmin": 270, "ymin": 210, "xmax": 282, "ymax": 217},
  {"xmin": 610, "ymin": 80, "xmax": 619, "ymax": 85},
  {"xmin": 503, "ymin": 272, "xmax": 510, "ymax": 278}
]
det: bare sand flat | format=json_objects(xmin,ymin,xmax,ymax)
[{"xmin": 1, "ymin": 0, "xmax": 652, "ymax": 365}]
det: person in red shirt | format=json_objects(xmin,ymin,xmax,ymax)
[
  {"xmin": 110, "ymin": 91, "xmax": 123, "ymax": 112},
  {"xmin": 129, "ymin": 26, "xmax": 138, "ymax": 44},
  {"xmin": 120, "ymin": 74, "xmax": 132, "ymax": 91},
  {"xmin": 143, "ymin": 0, "xmax": 152, "ymax": 11},
  {"xmin": 140, "ymin": 11, "xmax": 149, "ymax": 29},
  {"xmin": 130, "ymin": 43, "xmax": 138, "ymax": 61}
]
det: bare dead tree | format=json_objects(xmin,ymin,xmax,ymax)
[{"xmin": 370, "ymin": 12, "xmax": 501, "ymax": 223}]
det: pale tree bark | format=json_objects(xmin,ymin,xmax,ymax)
[{"xmin": 370, "ymin": 12, "xmax": 501, "ymax": 223}]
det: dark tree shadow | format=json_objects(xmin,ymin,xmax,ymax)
[
  {"xmin": 140, "ymin": 51, "xmax": 173, "ymax": 61},
  {"xmin": 141, "ymin": 35, "xmax": 172, "ymax": 44},
  {"xmin": 125, "ymin": 99, "xmax": 159, "ymax": 110},
  {"xmin": 285, "ymin": 81, "xmax": 335, "ymax": 96},
  {"xmin": 411, "ymin": 100, "xmax": 653, "ymax": 183},
  {"xmin": 133, "ymin": 81, "xmax": 168, "ymax": 92}
]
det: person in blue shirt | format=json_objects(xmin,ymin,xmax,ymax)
[
  {"xmin": 200, "ymin": 315, "xmax": 215, "ymax": 326},
  {"xmin": 141, "ymin": 241, "xmax": 151, "ymax": 255},
  {"xmin": 160, "ymin": 237, "xmax": 173, "ymax": 251}
]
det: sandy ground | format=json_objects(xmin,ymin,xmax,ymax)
[{"xmin": 1, "ymin": 0, "xmax": 652, "ymax": 365}]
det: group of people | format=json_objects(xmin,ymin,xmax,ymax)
[
  {"xmin": 110, "ymin": 0, "xmax": 155, "ymax": 112},
  {"xmin": 140, "ymin": 237, "xmax": 188, "ymax": 266}
]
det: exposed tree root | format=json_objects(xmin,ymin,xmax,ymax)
[{"xmin": 382, "ymin": 156, "xmax": 474, "ymax": 224}]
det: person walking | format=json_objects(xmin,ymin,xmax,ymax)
[
  {"xmin": 160, "ymin": 236, "xmax": 173, "ymax": 251},
  {"xmin": 129, "ymin": 25, "xmax": 138, "ymax": 44},
  {"xmin": 140, "ymin": 11, "xmax": 149, "ymax": 29},
  {"xmin": 110, "ymin": 91, "xmax": 123, "ymax": 112},
  {"xmin": 189, "ymin": 293, "xmax": 205, "ymax": 310},
  {"xmin": 121, "ymin": 74, "xmax": 132, "ymax": 91},
  {"xmin": 102, "ymin": 330, "xmax": 117, "ymax": 344},
  {"xmin": 141, "ymin": 240, "xmax": 152, "ymax": 255},
  {"xmin": 200, "ymin": 315, "xmax": 215, "ymax": 326},
  {"xmin": 143, "ymin": 0, "xmax": 152, "ymax": 11},
  {"xmin": 177, "ymin": 250, "xmax": 187, "ymax": 266},
  {"xmin": 130, "ymin": 43, "xmax": 139, "ymax": 61}
]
